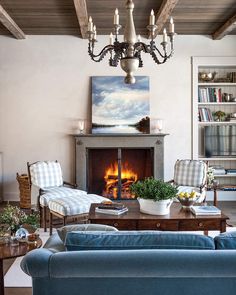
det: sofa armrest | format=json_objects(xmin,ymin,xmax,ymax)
[{"xmin": 20, "ymin": 249, "xmax": 53, "ymax": 277}]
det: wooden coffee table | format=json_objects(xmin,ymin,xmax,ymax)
[
  {"xmin": 89, "ymin": 201, "xmax": 229, "ymax": 232},
  {"xmin": 0, "ymin": 237, "xmax": 42, "ymax": 295}
]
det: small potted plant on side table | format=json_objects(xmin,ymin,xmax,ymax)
[
  {"xmin": 130, "ymin": 177, "xmax": 178, "ymax": 215},
  {"xmin": 0, "ymin": 205, "xmax": 39, "ymax": 245}
]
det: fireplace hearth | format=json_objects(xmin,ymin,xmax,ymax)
[{"xmin": 74, "ymin": 134, "xmax": 168, "ymax": 200}]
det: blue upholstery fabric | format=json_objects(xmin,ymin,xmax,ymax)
[
  {"xmin": 20, "ymin": 231, "xmax": 236, "ymax": 295},
  {"xmin": 215, "ymin": 231, "xmax": 236, "ymax": 249},
  {"xmin": 65, "ymin": 231, "xmax": 215, "ymax": 251}
]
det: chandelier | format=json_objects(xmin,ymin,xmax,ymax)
[{"xmin": 87, "ymin": 0, "xmax": 175, "ymax": 84}]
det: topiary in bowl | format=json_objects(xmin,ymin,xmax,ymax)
[{"xmin": 130, "ymin": 177, "xmax": 178, "ymax": 215}]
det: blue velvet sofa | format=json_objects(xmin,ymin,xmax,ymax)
[{"xmin": 21, "ymin": 224, "xmax": 236, "ymax": 295}]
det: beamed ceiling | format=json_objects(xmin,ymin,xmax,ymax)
[{"xmin": 0, "ymin": 0, "xmax": 235, "ymax": 40}]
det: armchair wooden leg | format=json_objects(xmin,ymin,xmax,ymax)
[
  {"xmin": 63, "ymin": 216, "xmax": 67, "ymax": 226},
  {"xmin": 43, "ymin": 206, "xmax": 47, "ymax": 232},
  {"xmin": 49, "ymin": 211, "xmax": 53, "ymax": 236}
]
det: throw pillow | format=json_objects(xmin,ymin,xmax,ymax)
[
  {"xmin": 215, "ymin": 231, "xmax": 236, "ymax": 249},
  {"xmin": 65, "ymin": 231, "xmax": 215, "ymax": 251},
  {"xmin": 57, "ymin": 224, "xmax": 118, "ymax": 242}
]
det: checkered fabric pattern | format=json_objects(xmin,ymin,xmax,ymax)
[
  {"xmin": 174, "ymin": 160, "xmax": 207, "ymax": 187},
  {"xmin": 39, "ymin": 187, "xmax": 87, "ymax": 207},
  {"xmin": 30, "ymin": 161, "xmax": 63, "ymax": 188},
  {"xmin": 48, "ymin": 194, "xmax": 109, "ymax": 216}
]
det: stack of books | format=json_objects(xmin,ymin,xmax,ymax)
[
  {"xmin": 226, "ymin": 169, "xmax": 236, "ymax": 176},
  {"xmin": 221, "ymin": 185, "xmax": 236, "ymax": 191},
  {"xmin": 191, "ymin": 206, "xmax": 221, "ymax": 216},
  {"xmin": 211, "ymin": 166, "xmax": 226, "ymax": 175},
  {"xmin": 95, "ymin": 202, "xmax": 128, "ymax": 215}
]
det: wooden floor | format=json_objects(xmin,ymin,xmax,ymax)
[{"xmin": 1, "ymin": 201, "xmax": 236, "ymax": 295}]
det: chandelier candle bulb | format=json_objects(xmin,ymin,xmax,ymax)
[
  {"xmin": 114, "ymin": 8, "xmax": 119, "ymax": 25},
  {"xmin": 88, "ymin": 16, "xmax": 93, "ymax": 31},
  {"xmin": 137, "ymin": 34, "xmax": 141, "ymax": 42},
  {"xmin": 149, "ymin": 9, "xmax": 155, "ymax": 25},
  {"xmin": 93, "ymin": 25, "xmax": 97, "ymax": 40},
  {"xmin": 109, "ymin": 32, "xmax": 114, "ymax": 44},
  {"xmin": 163, "ymin": 28, "xmax": 167, "ymax": 42},
  {"xmin": 169, "ymin": 17, "xmax": 174, "ymax": 33}
]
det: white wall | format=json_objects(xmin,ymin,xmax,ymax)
[{"xmin": 0, "ymin": 35, "xmax": 236, "ymax": 201}]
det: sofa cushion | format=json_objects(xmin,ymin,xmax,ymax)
[
  {"xmin": 65, "ymin": 231, "xmax": 215, "ymax": 251},
  {"xmin": 57, "ymin": 224, "xmax": 118, "ymax": 242},
  {"xmin": 215, "ymin": 231, "xmax": 236, "ymax": 249}
]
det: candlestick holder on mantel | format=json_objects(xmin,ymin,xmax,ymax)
[{"xmin": 87, "ymin": 0, "xmax": 176, "ymax": 84}]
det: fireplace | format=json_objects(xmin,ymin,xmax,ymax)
[
  {"xmin": 88, "ymin": 148, "xmax": 153, "ymax": 199},
  {"xmin": 74, "ymin": 134, "xmax": 168, "ymax": 199}
]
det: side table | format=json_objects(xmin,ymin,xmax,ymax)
[{"xmin": 0, "ymin": 238, "xmax": 42, "ymax": 295}]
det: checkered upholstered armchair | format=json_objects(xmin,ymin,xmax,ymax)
[
  {"xmin": 172, "ymin": 159, "xmax": 208, "ymax": 203},
  {"xmin": 27, "ymin": 160, "xmax": 87, "ymax": 231}
]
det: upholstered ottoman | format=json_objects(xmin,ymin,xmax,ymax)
[{"xmin": 48, "ymin": 194, "xmax": 108, "ymax": 235}]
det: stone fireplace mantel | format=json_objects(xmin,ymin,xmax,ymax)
[{"xmin": 73, "ymin": 134, "xmax": 168, "ymax": 194}]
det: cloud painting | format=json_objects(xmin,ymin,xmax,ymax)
[{"xmin": 92, "ymin": 76, "xmax": 150, "ymax": 134}]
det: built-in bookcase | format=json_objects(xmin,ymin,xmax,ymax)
[{"xmin": 192, "ymin": 57, "xmax": 236, "ymax": 200}]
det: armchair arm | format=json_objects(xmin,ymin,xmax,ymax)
[
  {"xmin": 167, "ymin": 179, "xmax": 175, "ymax": 184},
  {"xmin": 63, "ymin": 181, "xmax": 77, "ymax": 188}
]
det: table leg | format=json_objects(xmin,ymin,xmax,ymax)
[
  {"xmin": 213, "ymin": 188, "xmax": 218, "ymax": 207},
  {"xmin": 220, "ymin": 220, "xmax": 226, "ymax": 233},
  {"xmin": 0, "ymin": 259, "xmax": 4, "ymax": 295},
  {"xmin": 204, "ymin": 230, "xmax": 208, "ymax": 236}
]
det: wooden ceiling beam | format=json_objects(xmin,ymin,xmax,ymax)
[
  {"xmin": 0, "ymin": 4, "xmax": 25, "ymax": 39},
  {"xmin": 154, "ymin": 0, "xmax": 179, "ymax": 36},
  {"xmin": 73, "ymin": 0, "xmax": 88, "ymax": 39},
  {"xmin": 212, "ymin": 14, "xmax": 236, "ymax": 40}
]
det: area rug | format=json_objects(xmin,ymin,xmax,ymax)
[
  {"xmin": 4, "ymin": 228, "xmax": 52, "ymax": 288},
  {"xmin": 4, "ymin": 227, "xmax": 236, "ymax": 288}
]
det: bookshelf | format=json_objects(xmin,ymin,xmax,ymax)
[{"xmin": 192, "ymin": 57, "xmax": 236, "ymax": 200}]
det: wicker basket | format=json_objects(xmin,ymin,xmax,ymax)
[{"xmin": 16, "ymin": 173, "xmax": 31, "ymax": 209}]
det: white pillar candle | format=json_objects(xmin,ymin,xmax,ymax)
[
  {"xmin": 149, "ymin": 10, "xmax": 155, "ymax": 25},
  {"xmin": 169, "ymin": 17, "xmax": 174, "ymax": 33},
  {"xmin": 163, "ymin": 28, "xmax": 167, "ymax": 42},
  {"xmin": 114, "ymin": 8, "xmax": 119, "ymax": 25},
  {"xmin": 109, "ymin": 32, "xmax": 114, "ymax": 45}
]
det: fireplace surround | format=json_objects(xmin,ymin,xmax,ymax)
[{"xmin": 74, "ymin": 134, "xmax": 168, "ymax": 200}]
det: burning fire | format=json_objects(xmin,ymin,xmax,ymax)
[{"xmin": 103, "ymin": 162, "xmax": 138, "ymax": 199}]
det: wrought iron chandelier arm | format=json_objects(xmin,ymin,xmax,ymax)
[
  {"xmin": 88, "ymin": 43, "xmax": 114, "ymax": 62},
  {"xmin": 150, "ymin": 51, "xmax": 167, "ymax": 65},
  {"xmin": 133, "ymin": 42, "xmax": 150, "ymax": 53}
]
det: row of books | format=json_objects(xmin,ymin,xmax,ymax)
[
  {"xmin": 95, "ymin": 202, "xmax": 128, "ymax": 215},
  {"xmin": 198, "ymin": 87, "xmax": 223, "ymax": 103},
  {"xmin": 198, "ymin": 107, "xmax": 213, "ymax": 122}
]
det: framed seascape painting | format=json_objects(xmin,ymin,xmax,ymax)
[{"xmin": 92, "ymin": 76, "xmax": 150, "ymax": 134}]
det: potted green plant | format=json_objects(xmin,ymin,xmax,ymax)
[
  {"xmin": 130, "ymin": 177, "xmax": 178, "ymax": 215},
  {"xmin": 213, "ymin": 110, "xmax": 226, "ymax": 122}
]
